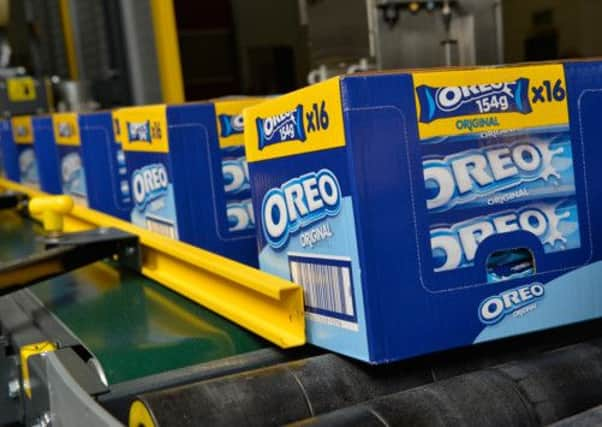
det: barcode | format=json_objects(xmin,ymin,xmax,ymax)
[
  {"xmin": 146, "ymin": 217, "xmax": 178, "ymax": 239},
  {"xmin": 289, "ymin": 254, "xmax": 356, "ymax": 322}
]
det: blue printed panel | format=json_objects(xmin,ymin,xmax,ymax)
[
  {"xmin": 1, "ymin": 122, "xmax": 19, "ymax": 181},
  {"xmin": 79, "ymin": 112, "xmax": 132, "ymax": 220},
  {"xmin": 221, "ymin": 145, "xmax": 254, "ymax": 234},
  {"xmin": 250, "ymin": 147, "xmax": 370, "ymax": 360},
  {"xmin": 126, "ymin": 152, "xmax": 179, "ymax": 239},
  {"xmin": 218, "ymin": 114, "xmax": 244, "ymax": 137},
  {"xmin": 58, "ymin": 145, "xmax": 87, "ymax": 205},
  {"xmin": 256, "ymin": 105, "xmax": 306, "ymax": 148},
  {"xmin": 430, "ymin": 198, "xmax": 581, "ymax": 272},
  {"xmin": 32, "ymin": 118, "xmax": 61, "ymax": 194},
  {"xmin": 416, "ymin": 78, "xmax": 532, "ymax": 123},
  {"xmin": 17, "ymin": 146, "xmax": 38, "ymax": 187},
  {"xmin": 416, "ymin": 125, "xmax": 589, "ymax": 291},
  {"xmin": 166, "ymin": 103, "xmax": 258, "ymax": 266},
  {"xmin": 423, "ymin": 129, "xmax": 576, "ymax": 213},
  {"xmin": 475, "ymin": 262, "xmax": 602, "ymax": 342}
]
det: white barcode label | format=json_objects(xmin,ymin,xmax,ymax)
[
  {"xmin": 145, "ymin": 216, "xmax": 178, "ymax": 239},
  {"xmin": 289, "ymin": 253, "xmax": 356, "ymax": 322}
]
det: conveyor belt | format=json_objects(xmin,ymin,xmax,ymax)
[{"xmin": 0, "ymin": 210, "xmax": 267, "ymax": 384}]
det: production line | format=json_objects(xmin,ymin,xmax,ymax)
[{"xmin": 2, "ymin": 0, "xmax": 602, "ymax": 425}]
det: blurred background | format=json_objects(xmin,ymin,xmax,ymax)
[{"xmin": 0, "ymin": 0, "xmax": 600, "ymax": 113}]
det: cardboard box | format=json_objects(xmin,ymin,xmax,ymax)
[
  {"xmin": 0, "ymin": 122, "xmax": 4, "ymax": 178},
  {"xmin": 8, "ymin": 116, "xmax": 40, "ymax": 189},
  {"xmin": 117, "ymin": 98, "xmax": 262, "ymax": 266},
  {"xmin": 48, "ymin": 113, "xmax": 88, "ymax": 205},
  {"xmin": 0, "ymin": 119, "xmax": 18, "ymax": 181},
  {"xmin": 29, "ymin": 116, "xmax": 62, "ymax": 195},
  {"xmin": 79, "ymin": 110, "xmax": 132, "ymax": 220},
  {"xmin": 244, "ymin": 60, "xmax": 602, "ymax": 363}
]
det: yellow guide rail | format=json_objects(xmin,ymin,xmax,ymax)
[{"xmin": 0, "ymin": 178, "xmax": 305, "ymax": 348}]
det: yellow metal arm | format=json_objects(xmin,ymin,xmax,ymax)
[
  {"xmin": 29, "ymin": 195, "xmax": 74, "ymax": 232},
  {"xmin": 21, "ymin": 341, "xmax": 57, "ymax": 399}
]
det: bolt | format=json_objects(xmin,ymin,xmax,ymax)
[{"xmin": 7, "ymin": 379, "xmax": 19, "ymax": 399}]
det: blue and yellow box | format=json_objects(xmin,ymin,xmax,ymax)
[
  {"xmin": 117, "ymin": 98, "xmax": 262, "ymax": 266},
  {"xmin": 245, "ymin": 60, "xmax": 602, "ymax": 363},
  {"xmin": 79, "ymin": 110, "xmax": 132, "ymax": 220},
  {"xmin": 0, "ymin": 119, "xmax": 18, "ymax": 181},
  {"xmin": 31, "ymin": 116, "xmax": 61, "ymax": 194},
  {"xmin": 51, "ymin": 113, "xmax": 87, "ymax": 205},
  {"xmin": 0, "ymin": 121, "xmax": 5, "ymax": 178},
  {"xmin": 31, "ymin": 114, "xmax": 86, "ymax": 199},
  {"xmin": 8, "ymin": 116, "xmax": 40, "ymax": 189}
]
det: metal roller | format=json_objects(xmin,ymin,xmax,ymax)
[
  {"xmin": 128, "ymin": 320, "xmax": 602, "ymax": 427},
  {"xmin": 291, "ymin": 370, "xmax": 534, "ymax": 427},
  {"xmin": 100, "ymin": 347, "xmax": 318, "ymax": 424},
  {"xmin": 289, "ymin": 339, "xmax": 602, "ymax": 426}
]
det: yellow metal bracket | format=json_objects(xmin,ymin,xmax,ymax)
[
  {"xmin": 7, "ymin": 77, "xmax": 37, "ymax": 102},
  {"xmin": 20, "ymin": 341, "xmax": 57, "ymax": 399},
  {"xmin": 29, "ymin": 195, "xmax": 74, "ymax": 232},
  {"xmin": 0, "ymin": 179, "xmax": 305, "ymax": 348},
  {"xmin": 130, "ymin": 400, "xmax": 157, "ymax": 427}
]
